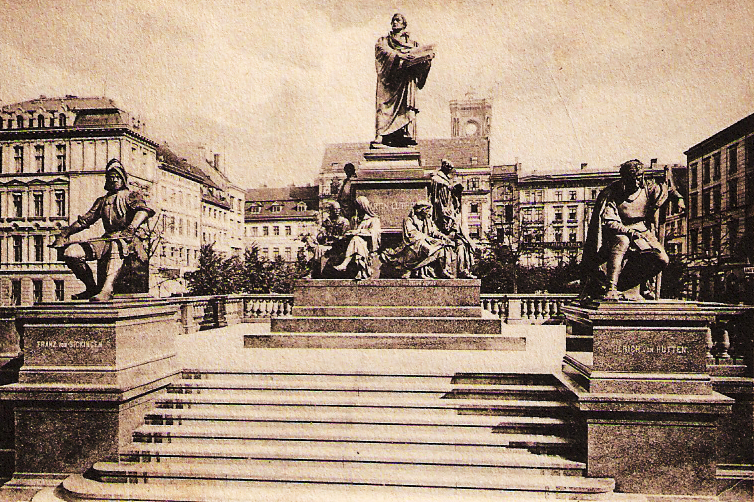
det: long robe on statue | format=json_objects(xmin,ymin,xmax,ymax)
[
  {"xmin": 381, "ymin": 204, "xmax": 454, "ymax": 278},
  {"xmin": 375, "ymin": 30, "xmax": 433, "ymax": 139}
]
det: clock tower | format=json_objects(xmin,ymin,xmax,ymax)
[{"xmin": 450, "ymin": 94, "xmax": 491, "ymax": 138}]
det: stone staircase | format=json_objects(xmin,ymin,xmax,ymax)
[{"xmin": 36, "ymin": 369, "xmax": 619, "ymax": 501}]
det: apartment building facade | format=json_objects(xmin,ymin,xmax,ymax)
[
  {"xmin": 245, "ymin": 186, "xmax": 319, "ymax": 262},
  {"xmin": 0, "ymin": 96, "xmax": 158, "ymax": 305},
  {"xmin": 685, "ymin": 112, "xmax": 754, "ymax": 303}
]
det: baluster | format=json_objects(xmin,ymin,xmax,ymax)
[
  {"xmin": 490, "ymin": 299, "xmax": 499, "ymax": 318},
  {"xmin": 522, "ymin": 299, "xmax": 530, "ymax": 320},
  {"xmin": 718, "ymin": 328, "xmax": 731, "ymax": 361},
  {"xmin": 252, "ymin": 300, "xmax": 261, "ymax": 318},
  {"xmin": 704, "ymin": 326, "xmax": 714, "ymax": 364},
  {"xmin": 284, "ymin": 299, "xmax": 293, "ymax": 316}
]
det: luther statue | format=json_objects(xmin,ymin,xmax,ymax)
[{"xmin": 373, "ymin": 13, "xmax": 435, "ymax": 148}]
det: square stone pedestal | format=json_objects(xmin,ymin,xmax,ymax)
[
  {"xmin": 562, "ymin": 301, "xmax": 734, "ymax": 498},
  {"xmin": 353, "ymin": 149, "xmax": 429, "ymax": 244},
  {"xmin": 0, "ymin": 299, "xmax": 179, "ymax": 487}
]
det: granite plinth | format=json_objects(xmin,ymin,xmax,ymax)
[
  {"xmin": 273, "ymin": 279, "xmax": 499, "ymax": 335},
  {"xmin": 0, "ymin": 300, "xmax": 180, "ymax": 485},
  {"xmin": 291, "ymin": 279, "xmax": 481, "ymax": 308},
  {"xmin": 561, "ymin": 300, "xmax": 736, "ymax": 497},
  {"xmin": 351, "ymin": 179, "xmax": 430, "ymax": 233}
]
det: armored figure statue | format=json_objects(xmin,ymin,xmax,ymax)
[
  {"xmin": 373, "ymin": 13, "xmax": 435, "ymax": 148},
  {"xmin": 581, "ymin": 159, "xmax": 685, "ymax": 301},
  {"xmin": 50, "ymin": 159, "xmax": 155, "ymax": 302}
]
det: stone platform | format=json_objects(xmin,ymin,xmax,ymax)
[
  {"xmin": 270, "ymin": 279, "xmax": 504, "ymax": 336},
  {"xmin": 561, "ymin": 300, "xmax": 736, "ymax": 498},
  {"xmin": 0, "ymin": 299, "xmax": 179, "ymax": 487}
]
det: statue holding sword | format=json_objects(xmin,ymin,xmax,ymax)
[{"xmin": 50, "ymin": 159, "xmax": 155, "ymax": 302}]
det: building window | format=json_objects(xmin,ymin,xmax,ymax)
[
  {"xmin": 55, "ymin": 145, "xmax": 66, "ymax": 173},
  {"xmin": 690, "ymin": 162, "xmax": 698, "ymax": 188},
  {"xmin": 468, "ymin": 178, "xmax": 480, "ymax": 190},
  {"xmin": 12, "ymin": 192, "xmax": 23, "ymax": 217},
  {"xmin": 58, "ymin": 114, "xmax": 66, "ymax": 127},
  {"xmin": 728, "ymin": 179, "xmax": 738, "ymax": 209},
  {"xmin": 690, "ymin": 194, "xmax": 699, "ymax": 218},
  {"xmin": 273, "ymin": 247, "xmax": 280, "ymax": 259},
  {"xmin": 34, "ymin": 145, "xmax": 45, "ymax": 172},
  {"xmin": 470, "ymin": 203, "xmax": 479, "ymax": 214},
  {"xmin": 712, "ymin": 152, "xmax": 721, "ymax": 181},
  {"xmin": 285, "ymin": 225, "xmax": 292, "ymax": 236},
  {"xmin": 273, "ymin": 226, "xmax": 280, "ymax": 236},
  {"xmin": 569, "ymin": 228, "xmax": 578, "ymax": 242},
  {"xmin": 296, "ymin": 202, "xmax": 307, "ymax": 211},
  {"xmin": 178, "ymin": 218, "xmax": 183, "ymax": 235},
  {"xmin": 11, "ymin": 280, "xmax": 21, "ymax": 306},
  {"xmin": 251, "ymin": 227, "xmax": 258, "ymax": 237},
  {"xmin": 555, "ymin": 190, "xmax": 562, "ymax": 201},
  {"xmin": 13, "ymin": 236, "xmax": 23, "ymax": 262},
  {"xmin": 555, "ymin": 229, "xmax": 563, "ymax": 242},
  {"xmin": 270, "ymin": 204, "xmax": 282, "ymax": 213},
  {"xmin": 37, "ymin": 114, "xmax": 45, "ymax": 128},
  {"xmin": 54, "ymin": 280, "xmax": 65, "ymax": 301},
  {"xmin": 14, "ymin": 146, "xmax": 23, "ymax": 173},
  {"xmin": 690, "ymin": 229, "xmax": 699, "ymax": 256},
  {"xmin": 702, "ymin": 189, "xmax": 711, "ymax": 215},
  {"xmin": 569, "ymin": 190, "xmax": 577, "ymax": 201},
  {"xmin": 54, "ymin": 190, "xmax": 66, "ymax": 217},
  {"xmin": 285, "ymin": 247, "xmax": 292, "ymax": 261},
  {"xmin": 591, "ymin": 189, "xmax": 598, "ymax": 199},
  {"xmin": 33, "ymin": 192, "xmax": 43, "ymax": 217},
  {"xmin": 747, "ymin": 136, "xmax": 754, "ymax": 171},
  {"xmin": 34, "ymin": 235, "xmax": 44, "ymax": 261},
  {"xmin": 702, "ymin": 157, "xmax": 711, "ymax": 184},
  {"xmin": 32, "ymin": 279, "xmax": 43, "ymax": 304},
  {"xmin": 713, "ymin": 186, "xmax": 721, "ymax": 214},
  {"xmin": 195, "ymin": 221, "xmax": 199, "ymax": 237},
  {"xmin": 568, "ymin": 206, "xmax": 577, "ymax": 222},
  {"xmin": 728, "ymin": 219, "xmax": 739, "ymax": 250},
  {"xmin": 728, "ymin": 144, "xmax": 738, "ymax": 173},
  {"xmin": 0, "ymin": 147, "xmax": 3, "ymax": 173},
  {"xmin": 16, "ymin": 115, "xmax": 24, "ymax": 128},
  {"xmin": 263, "ymin": 226, "xmax": 269, "ymax": 236},
  {"xmin": 554, "ymin": 207, "xmax": 563, "ymax": 222}
]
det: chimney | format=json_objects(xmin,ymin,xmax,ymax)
[
  {"xmin": 214, "ymin": 153, "xmax": 222, "ymax": 173},
  {"xmin": 650, "ymin": 158, "xmax": 658, "ymax": 168},
  {"xmin": 581, "ymin": 163, "xmax": 588, "ymax": 170}
]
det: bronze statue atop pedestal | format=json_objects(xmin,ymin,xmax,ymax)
[
  {"xmin": 50, "ymin": 159, "xmax": 155, "ymax": 302},
  {"xmin": 373, "ymin": 13, "xmax": 435, "ymax": 148},
  {"xmin": 581, "ymin": 159, "xmax": 685, "ymax": 301}
]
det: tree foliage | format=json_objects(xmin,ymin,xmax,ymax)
[{"xmin": 185, "ymin": 243, "xmax": 309, "ymax": 296}]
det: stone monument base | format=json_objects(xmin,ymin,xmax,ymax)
[
  {"xmin": 270, "ymin": 279, "xmax": 503, "ymax": 336},
  {"xmin": 0, "ymin": 299, "xmax": 179, "ymax": 486},
  {"xmin": 561, "ymin": 300, "xmax": 735, "ymax": 498}
]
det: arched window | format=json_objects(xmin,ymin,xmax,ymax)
[
  {"xmin": 37, "ymin": 115, "xmax": 45, "ymax": 128},
  {"xmin": 59, "ymin": 114, "xmax": 67, "ymax": 127},
  {"xmin": 16, "ymin": 115, "xmax": 24, "ymax": 128}
]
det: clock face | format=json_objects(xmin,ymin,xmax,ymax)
[{"xmin": 465, "ymin": 121, "xmax": 478, "ymax": 136}]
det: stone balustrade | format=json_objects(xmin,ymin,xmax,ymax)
[{"xmin": 480, "ymin": 293, "xmax": 577, "ymax": 324}]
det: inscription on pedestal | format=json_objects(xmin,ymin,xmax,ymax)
[
  {"xmin": 26, "ymin": 326, "xmax": 113, "ymax": 367},
  {"xmin": 593, "ymin": 328, "xmax": 705, "ymax": 373},
  {"xmin": 354, "ymin": 187, "xmax": 427, "ymax": 230}
]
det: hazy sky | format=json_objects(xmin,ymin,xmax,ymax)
[{"xmin": 1, "ymin": 0, "xmax": 752, "ymax": 188}]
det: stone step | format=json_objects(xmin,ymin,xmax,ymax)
[
  {"xmin": 143, "ymin": 406, "xmax": 569, "ymax": 428},
  {"xmin": 154, "ymin": 392, "xmax": 571, "ymax": 413},
  {"xmin": 169, "ymin": 375, "xmax": 561, "ymax": 391},
  {"xmin": 131, "ymin": 423, "xmax": 575, "ymax": 451},
  {"xmin": 46, "ymin": 472, "xmax": 620, "ymax": 502},
  {"xmin": 270, "ymin": 317, "xmax": 503, "ymax": 335},
  {"xmin": 90, "ymin": 459, "xmax": 610, "ymax": 493},
  {"xmin": 293, "ymin": 306, "xmax": 484, "ymax": 317},
  {"xmin": 119, "ymin": 441, "xmax": 585, "ymax": 473}
]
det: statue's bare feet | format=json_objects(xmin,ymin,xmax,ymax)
[{"xmin": 603, "ymin": 289, "xmax": 624, "ymax": 301}]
